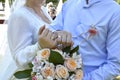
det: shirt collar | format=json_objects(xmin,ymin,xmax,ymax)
[{"xmin": 82, "ymin": 0, "xmax": 101, "ymax": 8}]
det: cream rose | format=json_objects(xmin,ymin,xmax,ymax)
[
  {"xmin": 41, "ymin": 66, "xmax": 55, "ymax": 79},
  {"xmin": 37, "ymin": 49, "xmax": 50, "ymax": 60},
  {"xmin": 74, "ymin": 69, "xmax": 83, "ymax": 80},
  {"xmin": 65, "ymin": 58, "xmax": 77, "ymax": 71},
  {"xmin": 55, "ymin": 65, "xmax": 69, "ymax": 79}
]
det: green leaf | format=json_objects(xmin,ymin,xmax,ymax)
[
  {"xmin": 14, "ymin": 69, "xmax": 32, "ymax": 79},
  {"xmin": 69, "ymin": 71, "xmax": 75, "ymax": 76},
  {"xmin": 62, "ymin": 46, "xmax": 71, "ymax": 53},
  {"xmin": 49, "ymin": 50, "xmax": 64, "ymax": 65},
  {"xmin": 70, "ymin": 46, "xmax": 79, "ymax": 57},
  {"xmin": 28, "ymin": 63, "xmax": 33, "ymax": 68}
]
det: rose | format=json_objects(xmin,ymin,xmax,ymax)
[
  {"xmin": 32, "ymin": 76, "xmax": 37, "ymax": 80},
  {"xmin": 65, "ymin": 58, "xmax": 77, "ymax": 71},
  {"xmin": 41, "ymin": 66, "xmax": 55, "ymax": 79},
  {"xmin": 55, "ymin": 65, "xmax": 69, "ymax": 79},
  {"xmin": 88, "ymin": 26, "xmax": 97, "ymax": 39},
  {"xmin": 74, "ymin": 69, "xmax": 83, "ymax": 80},
  {"xmin": 37, "ymin": 49, "xmax": 50, "ymax": 60},
  {"xmin": 88, "ymin": 27, "xmax": 97, "ymax": 36}
]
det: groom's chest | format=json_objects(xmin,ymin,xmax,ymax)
[{"xmin": 63, "ymin": 3, "xmax": 112, "ymax": 39}]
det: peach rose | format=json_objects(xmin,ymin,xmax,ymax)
[
  {"xmin": 65, "ymin": 58, "xmax": 77, "ymax": 71},
  {"xmin": 41, "ymin": 66, "xmax": 54, "ymax": 79},
  {"xmin": 74, "ymin": 69, "xmax": 83, "ymax": 80},
  {"xmin": 55, "ymin": 65, "xmax": 69, "ymax": 79},
  {"xmin": 37, "ymin": 49, "xmax": 50, "ymax": 60}
]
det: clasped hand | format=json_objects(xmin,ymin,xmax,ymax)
[{"xmin": 38, "ymin": 25, "xmax": 73, "ymax": 49}]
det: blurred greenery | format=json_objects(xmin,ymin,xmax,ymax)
[
  {"xmin": 63, "ymin": 0, "xmax": 67, "ymax": 3},
  {"xmin": 0, "ymin": 0, "xmax": 14, "ymax": 7},
  {"xmin": 46, "ymin": 0, "xmax": 58, "ymax": 4},
  {"xmin": 46, "ymin": 0, "xmax": 66, "ymax": 4},
  {"xmin": 114, "ymin": 76, "xmax": 120, "ymax": 80},
  {"xmin": 116, "ymin": 0, "xmax": 120, "ymax": 4},
  {"xmin": 0, "ymin": 0, "xmax": 5, "ymax": 3}
]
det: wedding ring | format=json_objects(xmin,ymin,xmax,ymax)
[
  {"xmin": 58, "ymin": 35, "xmax": 61, "ymax": 38},
  {"xmin": 56, "ymin": 43, "xmax": 63, "ymax": 50}
]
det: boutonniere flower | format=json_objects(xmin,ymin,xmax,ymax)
[{"xmin": 88, "ymin": 24, "xmax": 97, "ymax": 39}]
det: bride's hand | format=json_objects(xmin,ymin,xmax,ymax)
[{"xmin": 38, "ymin": 26, "xmax": 58, "ymax": 49}]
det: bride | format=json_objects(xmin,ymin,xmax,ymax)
[
  {"xmin": 0, "ymin": 0, "xmax": 56, "ymax": 80},
  {"xmin": 0, "ymin": 0, "xmax": 72, "ymax": 79}
]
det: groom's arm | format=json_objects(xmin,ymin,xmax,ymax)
[{"xmin": 83, "ymin": 9, "xmax": 120, "ymax": 80}]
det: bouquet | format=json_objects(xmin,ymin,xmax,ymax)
[{"xmin": 14, "ymin": 46, "xmax": 83, "ymax": 80}]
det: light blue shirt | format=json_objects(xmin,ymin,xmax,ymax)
[{"xmin": 49, "ymin": 0, "xmax": 120, "ymax": 80}]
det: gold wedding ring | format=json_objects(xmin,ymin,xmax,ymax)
[{"xmin": 58, "ymin": 35, "xmax": 61, "ymax": 38}]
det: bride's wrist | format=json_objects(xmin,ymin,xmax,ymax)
[{"xmin": 37, "ymin": 42, "xmax": 41, "ymax": 50}]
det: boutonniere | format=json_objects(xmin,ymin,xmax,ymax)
[
  {"xmin": 79, "ymin": 24, "xmax": 97, "ymax": 46},
  {"xmin": 87, "ymin": 24, "xmax": 97, "ymax": 39}
]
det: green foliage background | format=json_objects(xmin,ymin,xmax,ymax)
[
  {"xmin": 46, "ymin": 0, "xmax": 66, "ymax": 3},
  {"xmin": 0, "ymin": 0, "xmax": 5, "ymax": 3},
  {"xmin": 116, "ymin": 0, "xmax": 120, "ymax": 4},
  {"xmin": 46, "ymin": 0, "xmax": 58, "ymax": 4}
]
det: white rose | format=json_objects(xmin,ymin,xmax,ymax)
[
  {"xmin": 41, "ymin": 66, "xmax": 55, "ymax": 79},
  {"xmin": 65, "ymin": 58, "xmax": 77, "ymax": 71},
  {"xmin": 55, "ymin": 65, "xmax": 69, "ymax": 79},
  {"xmin": 37, "ymin": 49, "xmax": 50, "ymax": 60},
  {"xmin": 74, "ymin": 69, "xmax": 83, "ymax": 80}
]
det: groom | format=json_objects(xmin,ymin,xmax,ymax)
[{"xmin": 39, "ymin": 0, "xmax": 120, "ymax": 80}]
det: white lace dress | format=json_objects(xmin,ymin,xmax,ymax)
[{"xmin": 0, "ymin": 6, "xmax": 52, "ymax": 80}]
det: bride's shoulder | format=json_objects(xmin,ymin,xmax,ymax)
[
  {"xmin": 10, "ymin": 6, "xmax": 28, "ymax": 18},
  {"xmin": 9, "ymin": 6, "xmax": 30, "ymax": 22}
]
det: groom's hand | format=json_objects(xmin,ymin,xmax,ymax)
[
  {"xmin": 55, "ymin": 31, "xmax": 73, "ymax": 48},
  {"xmin": 38, "ymin": 26, "xmax": 58, "ymax": 49}
]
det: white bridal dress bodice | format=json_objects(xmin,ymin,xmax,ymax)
[{"xmin": 0, "ymin": 6, "xmax": 52, "ymax": 80}]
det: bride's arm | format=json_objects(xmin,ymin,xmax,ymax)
[{"xmin": 7, "ymin": 12, "xmax": 40, "ymax": 68}]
